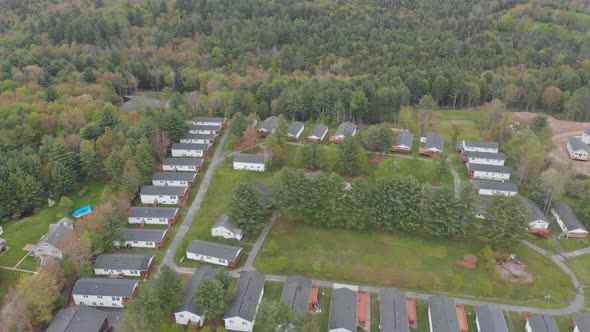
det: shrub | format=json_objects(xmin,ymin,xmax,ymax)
[
  {"xmin": 264, "ymin": 240, "xmax": 279, "ymax": 256},
  {"xmin": 59, "ymin": 196, "xmax": 73, "ymax": 208}
]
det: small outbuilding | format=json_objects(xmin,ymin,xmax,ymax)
[
  {"xmin": 186, "ymin": 240, "xmax": 243, "ymax": 267},
  {"xmin": 233, "ymin": 153, "xmax": 266, "ymax": 172},
  {"xmin": 161, "ymin": 157, "xmax": 204, "ymax": 172},
  {"xmin": 567, "ymin": 136, "xmax": 588, "ymax": 161},
  {"xmin": 550, "ymin": 203, "xmax": 588, "ymax": 239},
  {"xmin": 287, "ymin": 121, "xmax": 305, "ymax": 140},
  {"xmin": 306, "ymin": 123, "xmax": 329, "ymax": 143},
  {"xmin": 211, "ymin": 215, "xmax": 243, "ymax": 241}
]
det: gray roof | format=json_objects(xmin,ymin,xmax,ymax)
[
  {"xmin": 260, "ymin": 116, "xmax": 278, "ymax": 132},
  {"xmin": 192, "ymin": 117, "xmax": 226, "ymax": 124},
  {"xmin": 120, "ymin": 95, "xmax": 163, "ymax": 112},
  {"xmin": 568, "ymin": 136, "xmax": 587, "ymax": 152},
  {"xmin": 585, "ymin": 128, "xmax": 590, "ymax": 136},
  {"xmin": 251, "ymin": 182, "xmax": 272, "ymax": 207},
  {"xmin": 574, "ymin": 313, "xmax": 590, "ymax": 331},
  {"xmin": 234, "ymin": 153, "xmax": 266, "ymax": 164},
  {"xmin": 463, "ymin": 151, "xmax": 506, "ymax": 161},
  {"xmin": 171, "ymin": 143, "xmax": 210, "ymax": 151},
  {"xmin": 472, "ymin": 180, "xmax": 518, "ymax": 192},
  {"xmin": 94, "ymin": 253, "xmax": 153, "ymax": 271},
  {"xmin": 287, "ymin": 121, "xmax": 304, "ymax": 137},
  {"xmin": 395, "ymin": 131, "xmax": 414, "ymax": 148},
  {"xmin": 190, "ymin": 124, "xmax": 222, "ymax": 132},
  {"xmin": 282, "ymin": 276, "xmax": 312, "ymax": 315},
  {"xmin": 40, "ymin": 217, "xmax": 74, "ymax": 247},
  {"xmin": 379, "ymin": 288, "xmax": 410, "ymax": 332},
  {"xmin": 525, "ymin": 198, "xmax": 548, "ymax": 223},
  {"xmin": 553, "ymin": 203, "xmax": 587, "ymax": 232},
  {"xmin": 475, "ymin": 305, "xmax": 508, "ymax": 332},
  {"xmin": 182, "ymin": 133, "xmax": 217, "ymax": 141},
  {"xmin": 463, "ymin": 140, "xmax": 499, "ymax": 150},
  {"xmin": 329, "ymin": 287, "xmax": 357, "ymax": 331},
  {"xmin": 129, "ymin": 207, "xmax": 179, "ymax": 219},
  {"xmin": 46, "ymin": 305, "xmax": 108, "ymax": 332},
  {"xmin": 163, "ymin": 157, "xmax": 204, "ymax": 167},
  {"xmin": 140, "ymin": 185, "xmax": 187, "ymax": 196},
  {"xmin": 467, "ymin": 163, "xmax": 511, "ymax": 174},
  {"xmin": 224, "ymin": 271, "xmax": 265, "ymax": 321},
  {"xmin": 152, "ymin": 172, "xmax": 196, "ymax": 182},
  {"xmin": 175, "ymin": 266, "xmax": 218, "ymax": 315},
  {"xmin": 334, "ymin": 121, "xmax": 357, "ymax": 137},
  {"xmin": 187, "ymin": 240, "xmax": 243, "ymax": 261},
  {"xmin": 425, "ymin": 133, "xmax": 444, "ymax": 151},
  {"xmin": 428, "ymin": 296, "xmax": 459, "ymax": 332},
  {"xmin": 119, "ymin": 229, "xmax": 167, "ymax": 242},
  {"xmin": 527, "ymin": 315, "xmax": 559, "ymax": 332},
  {"xmin": 72, "ymin": 278, "xmax": 139, "ymax": 297},
  {"xmin": 213, "ymin": 215, "xmax": 243, "ymax": 237},
  {"xmin": 308, "ymin": 123, "xmax": 328, "ymax": 139}
]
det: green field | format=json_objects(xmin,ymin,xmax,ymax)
[
  {"xmin": 0, "ymin": 183, "xmax": 107, "ymax": 268},
  {"xmin": 0, "ymin": 269, "xmax": 27, "ymax": 304},
  {"xmin": 255, "ymin": 218, "xmax": 573, "ymax": 307}
]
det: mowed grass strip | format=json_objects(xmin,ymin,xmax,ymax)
[{"xmin": 255, "ymin": 218, "xmax": 573, "ymax": 307}]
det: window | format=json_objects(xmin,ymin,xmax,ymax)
[
  {"xmin": 229, "ymin": 320, "xmax": 234, "ymax": 324},
  {"xmin": 179, "ymin": 314, "xmax": 184, "ymax": 317},
  {"xmin": 112, "ymin": 297, "xmax": 120, "ymax": 301},
  {"xmin": 83, "ymin": 295, "xmax": 89, "ymax": 298},
  {"xmin": 97, "ymin": 296, "xmax": 103, "ymax": 299},
  {"xmin": 242, "ymin": 322, "xmax": 247, "ymax": 325},
  {"xmin": 206, "ymin": 256, "xmax": 211, "ymax": 259},
  {"xmin": 80, "ymin": 301, "xmax": 84, "ymax": 305}
]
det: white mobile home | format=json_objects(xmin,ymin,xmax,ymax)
[
  {"xmin": 472, "ymin": 180, "xmax": 518, "ymax": 196},
  {"xmin": 224, "ymin": 271, "xmax": 265, "ymax": 332},
  {"xmin": 171, "ymin": 143, "xmax": 209, "ymax": 158},
  {"xmin": 233, "ymin": 153, "xmax": 266, "ymax": 172},
  {"xmin": 211, "ymin": 215, "xmax": 243, "ymax": 241},
  {"xmin": 93, "ymin": 253, "xmax": 155, "ymax": 278},
  {"xmin": 461, "ymin": 140, "xmax": 499, "ymax": 154},
  {"xmin": 152, "ymin": 172, "xmax": 197, "ymax": 187},
  {"xmin": 550, "ymin": 203, "xmax": 588, "ymax": 238},
  {"xmin": 192, "ymin": 117, "xmax": 227, "ymax": 127},
  {"xmin": 188, "ymin": 124, "xmax": 222, "ymax": 135},
  {"xmin": 525, "ymin": 315, "xmax": 558, "ymax": 332},
  {"xmin": 180, "ymin": 133, "xmax": 217, "ymax": 145},
  {"xmin": 140, "ymin": 186, "xmax": 188, "ymax": 206},
  {"xmin": 72, "ymin": 278, "xmax": 140, "ymax": 308},
  {"xmin": 186, "ymin": 240, "xmax": 243, "ymax": 267},
  {"xmin": 525, "ymin": 198, "xmax": 550, "ymax": 230},
  {"xmin": 32, "ymin": 217, "xmax": 74, "ymax": 260},
  {"xmin": 462, "ymin": 151, "xmax": 506, "ymax": 166},
  {"xmin": 174, "ymin": 266, "xmax": 218, "ymax": 328},
  {"xmin": 114, "ymin": 229, "xmax": 169, "ymax": 249},
  {"xmin": 306, "ymin": 124, "xmax": 329, "ymax": 143},
  {"xmin": 161, "ymin": 157, "xmax": 204, "ymax": 172},
  {"xmin": 257, "ymin": 116, "xmax": 278, "ymax": 137},
  {"xmin": 466, "ymin": 163, "xmax": 511, "ymax": 181},
  {"xmin": 287, "ymin": 121, "xmax": 305, "ymax": 140},
  {"xmin": 567, "ymin": 137, "xmax": 588, "ymax": 161},
  {"xmin": 128, "ymin": 207, "xmax": 179, "ymax": 226}
]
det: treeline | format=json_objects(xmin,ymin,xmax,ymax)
[{"xmin": 272, "ymin": 168, "xmax": 529, "ymax": 248}]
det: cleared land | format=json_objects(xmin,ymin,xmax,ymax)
[{"xmin": 255, "ymin": 218, "xmax": 574, "ymax": 307}]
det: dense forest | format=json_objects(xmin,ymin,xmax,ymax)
[{"xmin": 0, "ymin": 0, "xmax": 588, "ymax": 220}]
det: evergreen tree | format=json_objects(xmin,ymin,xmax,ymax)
[
  {"xmin": 343, "ymin": 178, "xmax": 372, "ymax": 230},
  {"xmin": 229, "ymin": 112, "xmax": 249, "ymax": 140},
  {"xmin": 371, "ymin": 176, "xmax": 422, "ymax": 231},
  {"xmin": 104, "ymin": 151, "xmax": 125, "ymax": 184},
  {"xmin": 79, "ymin": 140, "xmax": 100, "ymax": 180},
  {"xmin": 122, "ymin": 288, "xmax": 163, "ymax": 332},
  {"xmin": 133, "ymin": 138, "xmax": 155, "ymax": 182},
  {"xmin": 301, "ymin": 142, "xmax": 323, "ymax": 169},
  {"xmin": 339, "ymin": 136, "xmax": 362, "ymax": 175},
  {"xmin": 254, "ymin": 300, "xmax": 295, "ymax": 332},
  {"xmin": 484, "ymin": 195, "xmax": 528, "ymax": 248},
  {"xmin": 303, "ymin": 172, "xmax": 344, "ymax": 227},
  {"xmin": 98, "ymin": 104, "xmax": 120, "ymax": 130},
  {"xmin": 51, "ymin": 162, "xmax": 76, "ymax": 199},
  {"xmin": 159, "ymin": 110, "xmax": 188, "ymax": 142},
  {"xmin": 121, "ymin": 160, "xmax": 142, "ymax": 197},
  {"xmin": 195, "ymin": 279, "xmax": 227, "ymax": 319},
  {"xmin": 154, "ymin": 265, "xmax": 182, "ymax": 313},
  {"xmin": 229, "ymin": 183, "xmax": 265, "ymax": 233}
]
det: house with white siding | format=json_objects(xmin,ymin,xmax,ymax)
[
  {"xmin": 392, "ymin": 131, "xmax": 414, "ymax": 153},
  {"xmin": 525, "ymin": 315, "xmax": 558, "ymax": 332},
  {"xmin": 113, "ymin": 229, "xmax": 168, "ymax": 249},
  {"xmin": 567, "ymin": 136, "xmax": 588, "ymax": 161},
  {"xmin": 428, "ymin": 296, "xmax": 463, "ymax": 332},
  {"xmin": 93, "ymin": 253, "xmax": 155, "ymax": 278},
  {"xmin": 180, "ymin": 133, "xmax": 216, "ymax": 145},
  {"xmin": 186, "ymin": 240, "xmax": 243, "ymax": 267},
  {"xmin": 462, "ymin": 151, "xmax": 506, "ymax": 166},
  {"xmin": 306, "ymin": 124, "xmax": 329, "ymax": 143},
  {"xmin": 161, "ymin": 157, "xmax": 204, "ymax": 172},
  {"xmin": 475, "ymin": 305, "xmax": 508, "ymax": 332},
  {"xmin": 128, "ymin": 207, "xmax": 179, "ymax": 227},
  {"xmin": 525, "ymin": 198, "xmax": 550, "ymax": 231},
  {"xmin": 32, "ymin": 217, "xmax": 74, "ymax": 260},
  {"xmin": 420, "ymin": 133, "xmax": 444, "ymax": 156},
  {"xmin": 140, "ymin": 186, "xmax": 189, "ymax": 206},
  {"xmin": 466, "ymin": 163, "xmax": 511, "ymax": 181},
  {"xmin": 174, "ymin": 266, "xmax": 218, "ymax": 328},
  {"xmin": 550, "ymin": 203, "xmax": 588, "ymax": 239},
  {"xmin": 188, "ymin": 124, "xmax": 222, "ymax": 135},
  {"xmin": 572, "ymin": 313, "xmax": 590, "ymax": 332},
  {"xmin": 211, "ymin": 215, "xmax": 243, "ymax": 241},
  {"xmin": 47, "ymin": 305, "xmax": 110, "ymax": 332},
  {"xmin": 192, "ymin": 117, "xmax": 227, "ymax": 127},
  {"xmin": 233, "ymin": 153, "xmax": 266, "ymax": 172},
  {"xmin": 224, "ymin": 271, "xmax": 265, "ymax": 332},
  {"xmin": 171, "ymin": 143, "xmax": 210, "ymax": 158},
  {"xmin": 328, "ymin": 285, "xmax": 358, "ymax": 332},
  {"xmin": 72, "ymin": 278, "xmax": 140, "ymax": 308},
  {"xmin": 460, "ymin": 140, "xmax": 499, "ymax": 154},
  {"xmin": 152, "ymin": 172, "xmax": 197, "ymax": 187},
  {"xmin": 287, "ymin": 121, "xmax": 305, "ymax": 140},
  {"xmin": 330, "ymin": 122, "xmax": 357, "ymax": 143},
  {"xmin": 257, "ymin": 116, "xmax": 278, "ymax": 137},
  {"xmin": 581, "ymin": 129, "xmax": 590, "ymax": 145},
  {"xmin": 472, "ymin": 180, "xmax": 517, "ymax": 196}
]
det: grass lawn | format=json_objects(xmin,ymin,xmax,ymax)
[
  {"xmin": 565, "ymin": 254, "xmax": 590, "ymax": 308},
  {"xmin": 432, "ymin": 110, "xmax": 482, "ymax": 143},
  {"xmin": 372, "ymin": 157, "xmax": 454, "ymax": 188},
  {"xmin": 255, "ymin": 218, "xmax": 574, "ymax": 307},
  {"xmin": 262, "ymin": 281, "xmax": 284, "ymax": 302},
  {"xmin": 317, "ymin": 288, "xmax": 332, "ymax": 331},
  {"xmin": 558, "ymin": 237, "xmax": 590, "ymax": 253},
  {"xmin": 414, "ymin": 299, "xmax": 430, "ymax": 332},
  {"xmin": 15, "ymin": 256, "xmax": 39, "ymax": 271},
  {"xmin": 0, "ymin": 269, "xmax": 27, "ymax": 304},
  {"xmin": 0, "ymin": 183, "xmax": 107, "ymax": 268},
  {"xmin": 370, "ymin": 292, "xmax": 379, "ymax": 331},
  {"xmin": 175, "ymin": 166, "xmax": 274, "ymax": 265}
]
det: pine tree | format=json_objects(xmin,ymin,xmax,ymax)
[
  {"xmin": 51, "ymin": 162, "xmax": 76, "ymax": 200},
  {"xmin": 98, "ymin": 104, "xmax": 120, "ymax": 130},
  {"xmin": 484, "ymin": 195, "xmax": 528, "ymax": 248},
  {"xmin": 195, "ymin": 279, "xmax": 227, "ymax": 319},
  {"xmin": 339, "ymin": 136, "xmax": 362, "ymax": 175},
  {"xmin": 159, "ymin": 110, "xmax": 188, "ymax": 142},
  {"xmin": 121, "ymin": 160, "xmax": 142, "ymax": 197},
  {"xmin": 122, "ymin": 288, "xmax": 163, "ymax": 332},
  {"xmin": 104, "ymin": 151, "xmax": 125, "ymax": 184},
  {"xmin": 133, "ymin": 138, "xmax": 155, "ymax": 182},
  {"xmin": 229, "ymin": 112, "xmax": 249, "ymax": 140},
  {"xmin": 79, "ymin": 140, "xmax": 100, "ymax": 180},
  {"xmin": 229, "ymin": 183, "xmax": 265, "ymax": 233},
  {"xmin": 154, "ymin": 265, "xmax": 182, "ymax": 313}
]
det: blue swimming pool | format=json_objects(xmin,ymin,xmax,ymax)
[{"xmin": 71, "ymin": 205, "xmax": 93, "ymax": 219}]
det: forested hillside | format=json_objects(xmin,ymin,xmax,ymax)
[{"xmin": 0, "ymin": 0, "xmax": 588, "ymax": 220}]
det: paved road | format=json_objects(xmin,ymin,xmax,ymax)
[
  {"xmin": 241, "ymin": 217, "xmax": 277, "ymax": 271},
  {"xmin": 157, "ymin": 131, "xmax": 229, "ymax": 274},
  {"xmin": 447, "ymin": 153, "xmax": 462, "ymax": 195},
  {"xmin": 562, "ymin": 246, "xmax": 590, "ymax": 258}
]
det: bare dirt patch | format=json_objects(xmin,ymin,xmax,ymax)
[{"xmin": 512, "ymin": 112, "xmax": 590, "ymax": 175}]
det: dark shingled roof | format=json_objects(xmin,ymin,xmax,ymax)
[
  {"xmin": 140, "ymin": 186, "xmax": 187, "ymax": 196},
  {"xmin": 234, "ymin": 153, "xmax": 266, "ymax": 164},
  {"xmin": 308, "ymin": 124, "xmax": 328, "ymax": 139},
  {"xmin": 379, "ymin": 288, "xmax": 410, "ymax": 332},
  {"xmin": 463, "ymin": 140, "xmax": 499, "ymax": 150},
  {"xmin": 120, "ymin": 95, "xmax": 163, "ymax": 112},
  {"xmin": 329, "ymin": 287, "xmax": 357, "ymax": 331},
  {"xmin": 189, "ymin": 124, "xmax": 223, "ymax": 132},
  {"xmin": 472, "ymin": 180, "xmax": 518, "ymax": 193},
  {"xmin": 568, "ymin": 136, "xmax": 588, "ymax": 152},
  {"xmin": 192, "ymin": 117, "xmax": 226, "ymax": 124},
  {"xmin": 334, "ymin": 122, "xmax": 357, "ymax": 138},
  {"xmin": 463, "ymin": 151, "xmax": 506, "ymax": 161},
  {"xmin": 46, "ymin": 305, "xmax": 108, "ymax": 332},
  {"xmin": 585, "ymin": 128, "xmax": 590, "ymax": 136},
  {"xmin": 287, "ymin": 121, "xmax": 304, "ymax": 137},
  {"xmin": 174, "ymin": 266, "xmax": 217, "ymax": 316},
  {"xmin": 94, "ymin": 253, "xmax": 153, "ymax": 271},
  {"xmin": 119, "ymin": 229, "xmax": 167, "ymax": 243},
  {"xmin": 163, "ymin": 158, "xmax": 204, "ymax": 167},
  {"xmin": 182, "ymin": 133, "xmax": 217, "ymax": 141},
  {"xmin": 527, "ymin": 315, "xmax": 559, "ymax": 332},
  {"xmin": 129, "ymin": 207, "xmax": 179, "ymax": 219},
  {"xmin": 553, "ymin": 203, "xmax": 588, "ymax": 232},
  {"xmin": 573, "ymin": 313, "xmax": 590, "ymax": 332},
  {"xmin": 525, "ymin": 198, "xmax": 548, "ymax": 223},
  {"xmin": 428, "ymin": 296, "xmax": 459, "ymax": 332},
  {"xmin": 260, "ymin": 116, "xmax": 278, "ymax": 132},
  {"xmin": 475, "ymin": 305, "xmax": 508, "ymax": 332},
  {"xmin": 251, "ymin": 182, "xmax": 272, "ymax": 207},
  {"xmin": 39, "ymin": 217, "xmax": 74, "ymax": 248},
  {"xmin": 425, "ymin": 133, "xmax": 444, "ymax": 151},
  {"xmin": 171, "ymin": 143, "xmax": 210, "ymax": 151},
  {"xmin": 224, "ymin": 271, "xmax": 265, "ymax": 321},
  {"xmin": 395, "ymin": 131, "xmax": 414, "ymax": 148},
  {"xmin": 281, "ymin": 276, "xmax": 312, "ymax": 315},
  {"xmin": 72, "ymin": 278, "xmax": 139, "ymax": 297},
  {"xmin": 187, "ymin": 240, "xmax": 243, "ymax": 261},
  {"xmin": 467, "ymin": 163, "xmax": 511, "ymax": 174},
  {"xmin": 152, "ymin": 172, "xmax": 196, "ymax": 182}
]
